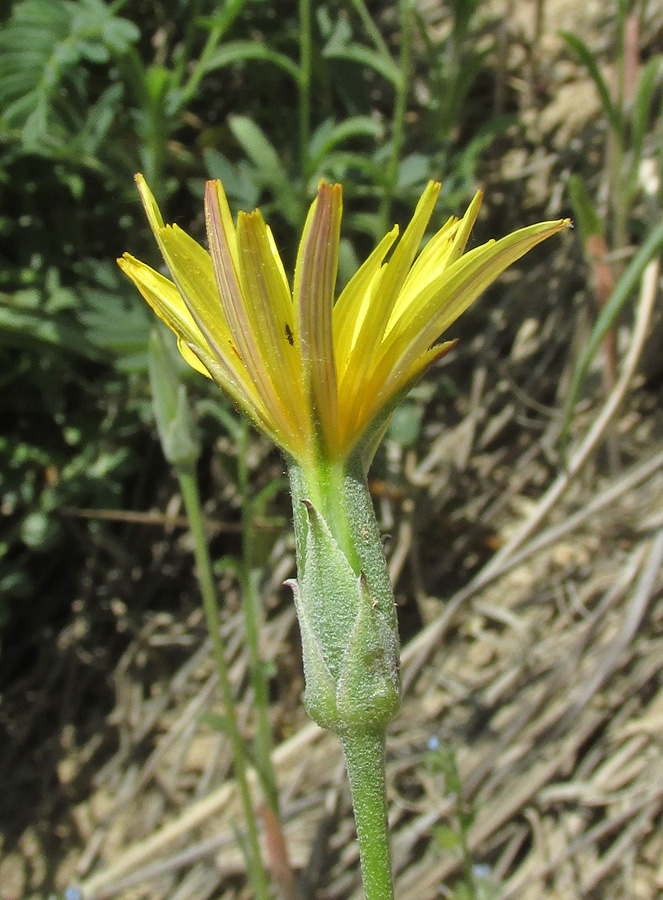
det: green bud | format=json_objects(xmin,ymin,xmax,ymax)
[
  {"xmin": 149, "ymin": 329, "xmax": 199, "ymax": 468},
  {"xmin": 286, "ymin": 578, "xmax": 339, "ymax": 730},
  {"xmin": 287, "ymin": 457, "xmax": 401, "ymax": 734},
  {"xmin": 336, "ymin": 573, "xmax": 401, "ymax": 727}
]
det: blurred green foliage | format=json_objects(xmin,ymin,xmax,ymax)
[
  {"xmin": 0, "ymin": 0, "xmax": 506, "ymax": 631},
  {"xmin": 561, "ymin": 6, "xmax": 663, "ymax": 446},
  {"xmin": 425, "ymin": 738, "xmax": 501, "ymax": 900}
]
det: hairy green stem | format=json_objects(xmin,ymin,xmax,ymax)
[
  {"xmin": 339, "ymin": 727, "xmax": 394, "ymax": 900},
  {"xmin": 287, "ymin": 455, "xmax": 400, "ymax": 899},
  {"xmin": 177, "ymin": 467, "xmax": 270, "ymax": 900}
]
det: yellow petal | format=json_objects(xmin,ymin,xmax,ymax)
[
  {"xmin": 205, "ymin": 178, "xmax": 240, "ymax": 271},
  {"xmin": 118, "ymin": 254, "xmax": 270, "ymax": 424},
  {"xmin": 236, "ymin": 209, "xmax": 311, "ymax": 448},
  {"xmin": 294, "ymin": 181, "xmax": 343, "ymax": 453},
  {"xmin": 205, "ymin": 180, "xmax": 296, "ymax": 445},
  {"xmin": 358, "ymin": 181, "xmax": 441, "ymax": 339},
  {"xmin": 447, "ymin": 189, "xmax": 483, "ymax": 266},
  {"xmin": 158, "ymin": 224, "xmax": 233, "ymax": 349},
  {"xmin": 338, "ymin": 181, "xmax": 441, "ymax": 442},
  {"xmin": 388, "ymin": 190, "xmax": 483, "ymax": 329},
  {"xmin": 333, "ymin": 224, "xmax": 399, "ymax": 372},
  {"xmin": 364, "ymin": 218, "xmax": 571, "ymax": 430},
  {"xmin": 117, "ymin": 253, "xmax": 211, "ymax": 377},
  {"xmin": 358, "ymin": 341, "xmax": 456, "ymax": 439},
  {"xmin": 124, "ymin": 173, "xmax": 568, "ymax": 466},
  {"xmin": 135, "ymin": 173, "xmax": 165, "ymax": 232},
  {"xmin": 135, "ymin": 175, "xmax": 235, "ymax": 354}
]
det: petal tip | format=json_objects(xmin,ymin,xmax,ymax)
[{"xmin": 318, "ymin": 180, "xmax": 342, "ymax": 201}]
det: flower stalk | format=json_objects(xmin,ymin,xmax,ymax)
[
  {"xmin": 287, "ymin": 454, "xmax": 400, "ymax": 897},
  {"xmin": 236, "ymin": 420, "xmax": 281, "ymax": 816},
  {"xmin": 148, "ymin": 331, "xmax": 270, "ymax": 900},
  {"xmin": 177, "ymin": 466, "xmax": 270, "ymax": 900},
  {"xmin": 339, "ymin": 727, "xmax": 394, "ymax": 900}
]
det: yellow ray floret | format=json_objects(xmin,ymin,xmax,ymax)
[{"xmin": 119, "ymin": 175, "xmax": 569, "ymax": 465}]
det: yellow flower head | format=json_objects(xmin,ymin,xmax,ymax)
[{"xmin": 119, "ymin": 176, "xmax": 568, "ymax": 465}]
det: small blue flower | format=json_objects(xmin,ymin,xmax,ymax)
[{"xmin": 427, "ymin": 735, "xmax": 440, "ymax": 751}]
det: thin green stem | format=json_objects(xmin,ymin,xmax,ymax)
[
  {"xmin": 457, "ymin": 808, "xmax": 477, "ymax": 899},
  {"xmin": 176, "ymin": 0, "xmax": 249, "ymax": 112},
  {"xmin": 379, "ymin": 0, "xmax": 413, "ymax": 235},
  {"xmin": 113, "ymin": 48, "xmax": 167, "ymax": 200},
  {"xmin": 237, "ymin": 425, "xmax": 280, "ymax": 814},
  {"xmin": 339, "ymin": 727, "xmax": 394, "ymax": 900},
  {"xmin": 172, "ymin": 0, "xmax": 203, "ymax": 87},
  {"xmin": 349, "ymin": 0, "xmax": 392, "ymax": 61},
  {"xmin": 299, "ymin": 0, "xmax": 312, "ymax": 186},
  {"xmin": 177, "ymin": 467, "xmax": 270, "ymax": 900}
]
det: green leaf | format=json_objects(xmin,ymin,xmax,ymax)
[
  {"xmin": 567, "ymin": 174, "xmax": 603, "ymax": 242},
  {"xmin": 195, "ymin": 0, "xmax": 252, "ymax": 37},
  {"xmin": 345, "ymin": 210, "xmax": 386, "ymax": 240},
  {"xmin": 388, "ymin": 401, "xmax": 423, "ymax": 447},
  {"xmin": 0, "ymin": 0, "xmax": 137, "ymax": 153},
  {"xmin": 198, "ymin": 398, "xmax": 247, "ymax": 445},
  {"xmin": 213, "ymin": 555, "xmax": 241, "ymax": 578},
  {"xmin": 202, "ymin": 149, "xmax": 261, "ymax": 210},
  {"xmin": 560, "ymin": 218, "xmax": 663, "ymax": 446},
  {"xmin": 323, "ymin": 43, "xmax": 400, "ymax": 86},
  {"xmin": 308, "ymin": 116, "xmax": 384, "ymax": 168},
  {"xmin": 78, "ymin": 287, "xmax": 151, "ymax": 372},
  {"xmin": 311, "ymin": 150, "xmax": 383, "ymax": 184},
  {"xmin": 199, "ymin": 712, "xmax": 229, "ymax": 733},
  {"xmin": 228, "ymin": 115, "xmax": 288, "ymax": 187},
  {"xmin": 432, "ymin": 824, "xmax": 460, "ymax": 851},
  {"xmin": 197, "ymin": 712, "xmax": 256, "ymax": 768},
  {"xmin": 560, "ymin": 32, "xmax": 622, "ymax": 137},
  {"xmin": 627, "ymin": 55, "xmax": 663, "ymax": 195},
  {"xmin": 396, "ymin": 153, "xmax": 430, "ymax": 190},
  {"xmin": 149, "ymin": 329, "xmax": 199, "ymax": 469},
  {"xmin": 0, "ymin": 294, "xmax": 98, "ymax": 357},
  {"xmin": 252, "ymin": 478, "xmax": 288, "ymax": 517},
  {"xmin": 338, "ymin": 236, "xmax": 360, "ymax": 289},
  {"xmin": 202, "ymin": 40, "xmax": 301, "ymax": 83}
]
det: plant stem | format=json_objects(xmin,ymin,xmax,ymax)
[
  {"xmin": 287, "ymin": 457, "xmax": 400, "ymax": 898},
  {"xmin": 176, "ymin": 0, "xmax": 249, "ymax": 112},
  {"xmin": 379, "ymin": 0, "xmax": 413, "ymax": 235},
  {"xmin": 338, "ymin": 727, "xmax": 394, "ymax": 900},
  {"xmin": 349, "ymin": 0, "xmax": 392, "ymax": 61},
  {"xmin": 177, "ymin": 466, "xmax": 270, "ymax": 900},
  {"xmin": 114, "ymin": 48, "xmax": 167, "ymax": 202},
  {"xmin": 299, "ymin": 0, "xmax": 312, "ymax": 188},
  {"xmin": 237, "ymin": 425, "xmax": 280, "ymax": 814}
]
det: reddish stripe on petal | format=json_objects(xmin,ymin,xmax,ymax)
[
  {"xmin": 205, "ymin": 181, "xmax": 295, "ymax": 445},
  {"xmin": 296, "ymin": 182, "xmax": 342, "ymax": 453}
]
